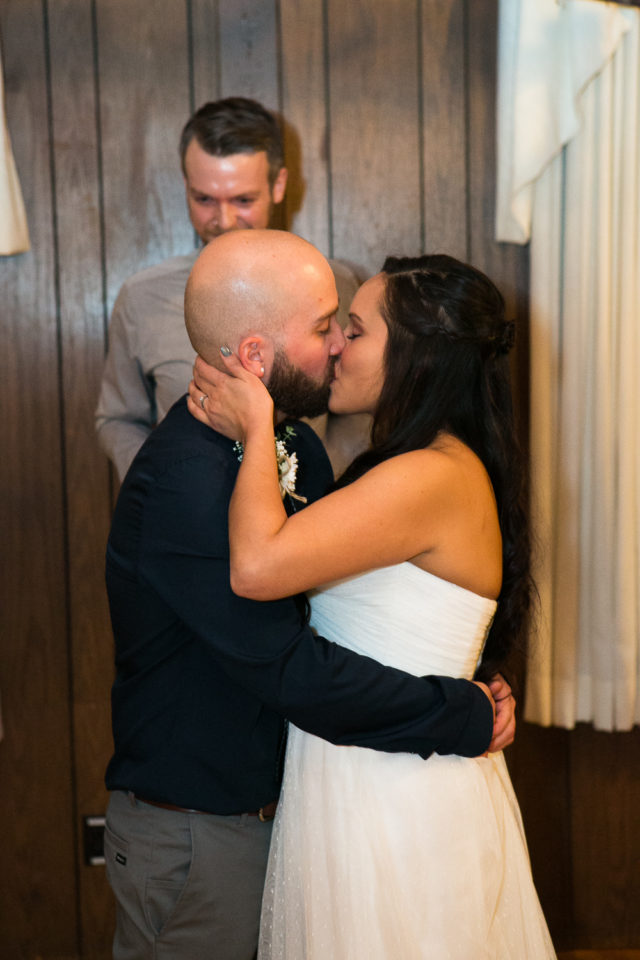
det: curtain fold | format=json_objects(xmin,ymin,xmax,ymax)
[
  {"xmin": 496, "ymin": 0, "xmax": 632, "ymax": 243},
  {"xmin": 0, "ymin": 44, "xmax": 29, "ymax": 256},
  {"xmin": 497, "ymin": 0, "xmax": 640, "ymax": 730}
]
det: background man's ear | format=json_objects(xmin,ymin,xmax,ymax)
[{"xmin": 271, "ymin": 167, "xmax": 288, "ymax": 206}]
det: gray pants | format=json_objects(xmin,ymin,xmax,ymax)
[{"xmin": 105, "ymin": 791, "xmax": 274, "ymax": 960}]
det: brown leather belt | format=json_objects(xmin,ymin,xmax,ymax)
[{"xmin": 135, "ymin": 795, "xmax": 278, "ymax": 822}]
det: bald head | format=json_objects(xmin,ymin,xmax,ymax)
[{"xmin": 185, "ymin": 229, "xmax": 337, "ymax": 366}]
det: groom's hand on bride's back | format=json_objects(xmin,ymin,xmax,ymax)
[
  {"xmin": 470, "ymin": 675, "xmax": 515, "ymax": 755},
  {"xmin": 487, "ymin": 674, "xmax": 516, "ymax": 752}
]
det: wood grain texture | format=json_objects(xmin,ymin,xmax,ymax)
[
  {"xmin": 47, "ymin": 1, "xmax": 116, "ymax": 954},
  {"xmin": 48, "ymin": 0, "xmax": 111, "ymax": 704},
  {"xmin": 327, "ymin": 0, "xmax": 422, "ymax": 274},
  {"xmin": 191, "ymin": 0, "xmax": 221, "ymax": 107},
  {"xmin": 95, "ymin": 0, "xmax": 195, "ymax": 309},
  {"xmin": 465, "ymin": 0, "xmax": 530, "ymax": 432},
  {"xmin": 420, "ymin": 0, "xmax": 468, "ymax": 259},
  {"xmin": 558, "ymin": 952, "xmax": 640, "ymax": 959},
  {"xmin": 217, "ymin": 0, "xmax": 280, "ymax": 109},
  {"xmin": 570, "ymin": 726, "xmax": 640, "ymax": 948},
  {"xmin": 75, "ymin": 702, "xmax": 116, "ymax": 960},
  {"xmin": 279, "ymin": 0, "xmax": 330, "ymax": 252},
  {"xmin": 505, "ymin": 722, "xmax": 573, "ymax": 949},
  {"xmin": 216, "ymin": 0, "xmax": 282, "ymax": 228},
  {"xmin": 0, "ymin": 1, "xmax": 78, "ymax": 957}
]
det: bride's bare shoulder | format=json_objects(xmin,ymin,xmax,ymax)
[{"xmin": 360, "ymin": 435, "xmax": 488, "ymax": 492}]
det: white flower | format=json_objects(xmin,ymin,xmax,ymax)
[
  {"xmin": 275, "ymin": 440, "xmax": 306, "ymax": 501},
  {"xmin": 233, "ymin": 431, "xmax": 307, "ymax": 503}
]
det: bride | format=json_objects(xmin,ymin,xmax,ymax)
[{"xmin": 189, "ymin": 254, "xmax": 556, "ymax": 959}]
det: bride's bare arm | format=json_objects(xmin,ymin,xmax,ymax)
[
  {"xmin": 188, "ymin": 352, "xmax": 478, "ymax": 601},
  {"xmin": 229, "ymin": 450, "xmax": 462, "ymax": 599}
]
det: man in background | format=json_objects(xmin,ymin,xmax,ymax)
[{"xmin": 95, "ymin": 96, "xmax": 365, "ymax": 480}]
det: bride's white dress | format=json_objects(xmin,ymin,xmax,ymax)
[{"xmin": 258, "ymin": 563, "xmax": 557, "ymax": 959}]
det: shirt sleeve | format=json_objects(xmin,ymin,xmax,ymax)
[
  {"xmin": 136, "ymin": 453, "xmax": 493, "ymax": 761},
  {"xmin": 95, "ymin": 284, "xmax": 155, "ymax": 480}
]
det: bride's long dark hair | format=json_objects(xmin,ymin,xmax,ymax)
[{"xmin": 335, "ymin": 254, "xmax": 533, "ymax": 680}]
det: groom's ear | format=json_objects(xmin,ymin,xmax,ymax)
[{"xmin": 236, "ymin": 334, "xmax": 271, "ymax": 379}]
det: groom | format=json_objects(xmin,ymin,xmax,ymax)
[{"xmin": 104, "ymin": 229, "xmax": 515, "ymax": 960}]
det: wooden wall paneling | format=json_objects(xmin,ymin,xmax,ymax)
[
  {"xmin": 190, "ymin": 0, "xmax": 221, "ymax": 108},
  {"xmin": 465, "ymin": 0, "xmax": 525, "ymax": 293},
  {"xmin": 326, "ymin": 0, "xmax": 423, "ymax": 276},
  {"xmin": 47, "ymin": 2, "xmax": 115, "ymax": 956},
  {"xmin": 420, "ymin": 0, "xmax": 468, "ymax": 260},
  {"xmin": 279, "ymin": 0, "xmax": 331, "ymax": 253},
  {"xmin": 570, "ymin": 726, "xmax": 640, "ymax": 948},
  {"xmin": 0, "ymin": 1, "xmax": 79, "ymax": 957},
  {"xmin": 95, "ymin": 0, "xmax": 194, "ymax": 312},
  {"xmin": 216, "ymin": 1, "xmax": 283, "ymax": 227},
  {"xmin": 464, "ymin": 0, "xmax": 530, "ymax": 431},
  {"xmin": 505, "ymin": 722, "xmax": 574, "ymax": 950},
  {"xmin": 217, "ymin": 0, "xmax": 280, "ymax": 109}
]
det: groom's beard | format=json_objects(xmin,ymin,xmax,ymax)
[{"xmin": 268, "ymin": 349, "xmax": 335, "ymax": 419}]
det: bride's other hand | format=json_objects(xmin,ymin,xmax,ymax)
[
  {"xmin": 487, "ymin": 674, "xmax": 516, "ymax": 753},
  {"xmin": 187, "ymin": 351, "xmax": 274, "ymax": 442}
]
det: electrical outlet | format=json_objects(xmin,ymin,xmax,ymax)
[{"xmin": 83, "ymin": 815, "xmax": 106, "ymax": 866}]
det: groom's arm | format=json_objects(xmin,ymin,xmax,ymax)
[
  {"xmin": 196, "ymin": 583, "xmax": 494, "ymax": 758},
  {"xmin": 138, "ymin": 456, "xmax": 495, "ymax": 761}
]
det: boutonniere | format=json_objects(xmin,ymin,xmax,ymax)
[{"xmin": 233, "ymin": 426, "xmax": 307, "ymax": 503}]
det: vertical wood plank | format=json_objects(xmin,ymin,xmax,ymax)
[
  {"xmin": 0, "ymin": 0, "xmax": 78, "ymax": 956},
  {"xmin": 217, "ymin": 0, "xmax": 280, "ymax": 109},
  {"xmin": 96, "ymin": 0, "xmax": 194, "ymax": 311},
  {"xmin": 570, "ymin": 726, "xmax": 640, "ymax": 949},
  {"xmin": 279, "ymin": 0, "xmax": 330, "ymax": 252},
  {"xmin": 506, "ymin": 722, "xmax": 574, "ymax": 950},
  {"xmin": 327, "ymin": 0, "xmax": 422, "ymax": 276},
  {"xmin": 191, "ymin": 0, "xmax": 221, "ymax": 107},
  {"xmin": 48, "ymin": 1, "xmax": 115, "ymax": 955},
  {"xmin": 420, "ymin": 0, "xmax": 468, "ymax": 259},
  {"xmin": 465, "ymin": 0, "xmax": 530, "ymax": 432}
]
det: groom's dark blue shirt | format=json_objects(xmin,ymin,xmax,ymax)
[{"xmin": 105, "ymin": 397, "xmax": 493, "ymax": 814}]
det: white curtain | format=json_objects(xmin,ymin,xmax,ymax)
[
  {"xmin": 497, "ymin": 0, "xmax": 640, "ymax": 730},
  {"xmin": 0, "ymin": 44, "xmax": 29, "ymax": 255}
]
